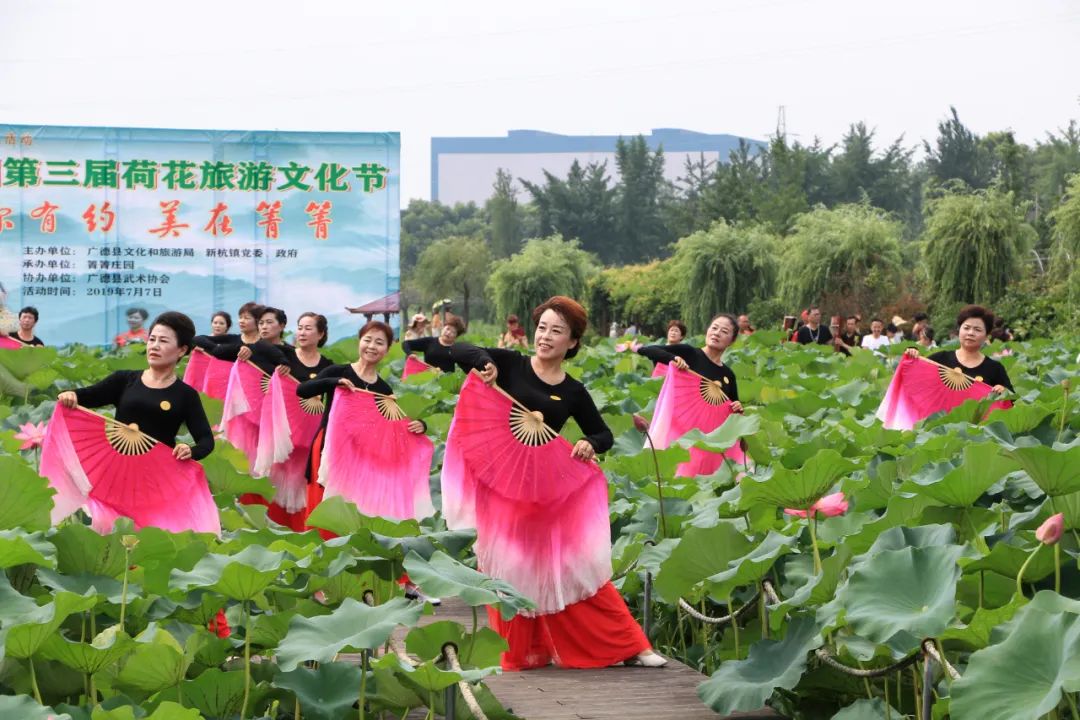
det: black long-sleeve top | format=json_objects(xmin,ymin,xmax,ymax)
[
  {"xmin": 282, "ymin": 346, "xmax": 334, "ymax": 381},
  {"xmin": 296, "ymin": 363, "xmax": 394, "ymax": 433},
  {"xmin": 197, "ymin": 338, "xmax": 288, "ymax": 375},
  {"xmin": 10, "ymin": 334, "xmax": 45, "ymax": 347},
  {"xmin": 636, "ymin": 344, "xmax": 739, "ymax": 402},
  {"xmin": 401, "ymin": 337, "xmax": 459, "ymax": 373},
  {"xmin": 192, "ymin": 333, "xmax": 240, "ymax": 348},
  {"xmin": 73, "ymin": 370, "xmax": 214, "ymax": 460},
  {"xmin": 928, "ymin": 350, "xmax": 1014, "ymax": 392},
  {"xmin": 453, "ymin": 344, "xmax": 614, "ymax": 453}
]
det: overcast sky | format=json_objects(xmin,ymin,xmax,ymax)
[{"xmin": 4, "ymin": 0, "xmax": 1077, "ymax": 204}]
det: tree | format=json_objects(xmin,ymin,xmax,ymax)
[
  {"xmin": 829, "ymin": 123, "xmax": 918, "ymax": 222},
  {"xmin": 486, "ymin": 235, "xmax": 599, "ymax": 323},
  {"xmin": 753, "ymin": 134, "xmax": 811, "ymax": 234},
  {"xmin": 521, "ymin": 162, "xmax": 619, "ymax": 263},
  {"xmin": 668, "ymin": 221, "xmax": 780, "ymax": 332},
  {"xmin": 777, "ymin": 204, "xmax": 904, "ymax": 315},
  {"xmin": 588, "ymin": 260, "xmax": 682, "ymax": 335},
  {"xmin": 486, "ymin": 169, "xmax": 521, "ymax": 259},
  {"xmin": 400, "ymin": 199, "xmax": 486, "ymax": 275},
  {"xmin": 923, "ymin": 189, "xmax": 1037, "ymax": 306},
  {"xmin": 413, "ymin": 236, "xmax": 492, "ymax": 325},
  {"xmin": 924, "ymin": 107, "xmax": 990, "ymax": 189},
  {"xmin": 614, "ymin": 135, "xmax": 670, "ymax": 263}
]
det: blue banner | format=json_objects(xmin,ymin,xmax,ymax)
[{"xmin": 0, "ymin": 125, "xmax": 399, "ymax": 346}]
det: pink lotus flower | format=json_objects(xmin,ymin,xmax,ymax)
[
  {"xmin": 1037, "ymin": 513, "xmax": 1064, "ymax": 545},
  {"xmin": 14, "ymin": 421, "xmax": 46, "ymax": 450},
  {"xmin": 615, "ymin": 340, "xmax": 642, "ymax": 353},
  {"xmin": 632, "ymin": 414, "xmax": 650, "ymax": 433},
  {"xmin": 784, "ymin": 492, "xmax": 849, "ymax": 519}
]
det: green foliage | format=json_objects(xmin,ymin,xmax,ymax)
[
  {"xmin": 668, "ymin": 221, "xmax": 779, "ymax": 331},
  {"xmin": 777, "ymin": 203, "xmax": 903, "ymax": 314},
  {"xmin": 486, "ymin": 235, "xmax": 599, "ymax": 322},
  {"xmin": 614, "ymin": 135, "xmax": 669, "ymax": 263},
  {"xmin": 587, "ymin": 260, "xmax": 682, "ymax": 334},
  {"xmin": 413, "ymin": 235, "xmax": 493, "ymax": 324},
  {"xmin": 521, "ymin": 161, "xmax": 619, "ymax": 263},
  {"xmin": 486, "ymin": 168, "xmax": 522, "ymax": 259},
  {"xmin": 923, "ymin": 188, "xmax": 1037, "ymax": 306}
]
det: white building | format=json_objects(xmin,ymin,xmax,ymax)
[{"xmin": 430, "ymin": 128, "xmax": 762, "ymax": 206}]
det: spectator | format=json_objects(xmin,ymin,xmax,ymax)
[
  {"xmin": 114, "ymin": 307, "xmax": 150, "ymax": 347},
  {"xmin": 910, "ymin": 312, "xmax": 929, "ymax": 342},
  {"xmin": 918, "ymin": 326, "xmax": 937, "ymax": 350},
  {"xmin": 666, "ymin": 320, "xmax": 687, "ymax": 345},
  {"xmin": 498, "ymin": 314, "xmax": 529, "ymax": 350},
  {"xmin": 625, "ymin": 322, "xmax": 639, "ymax": 337},
  {"xmin": 404, "ymin": 313, "xmax": 430, "ymax": 341},
  {"xmin": 795, "ymin": 306, "xmax": 833, "ymax": 345},
  {"xmin": 737, "ymin": 314, "xmax": 754, "ymax": 336},
  {"xmin": 889, "ymin": 316, "xmax": 909, "ymax": 344},
  {"xmin": 1, "ymin": 306, "xmax": 45, "ymax": 346},
  {"xmin": 829, "ymin": 317, "xmax": 851, "ymax": 356},
  {"xmin": 836, "ymin": 315, "xmax": 861, "ymax": 352},
  {"xmin": 861, "ymin": 318, "xmax": 891, "ymax": 351}
]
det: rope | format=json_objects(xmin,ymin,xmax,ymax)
[
  {"xmin": 362, "ymin": 591, "xmax": 414, "ymax": 665},
  {"xmin": 815, "ymin": 648, "xmax": 920, "ymax": 678},
  {"xmin": 678, "ymin": 592, "xmax": 760, "ymax": 625},
  {"xmin": 762, "ymin": 579, "xmax": 781, "ymax": 606},
  {"xmin": 443, "ymin": 643, "xmax": 491, "ymax": 720},
  {"xmin": 921, "ymin": 640, "xmax": 961, "ymax": 680}
]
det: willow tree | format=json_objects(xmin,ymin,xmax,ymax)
[
  {"xmin": 413, "ymin": 236, "xmax": 492, "ymax": 325},
  {"xmin": 486, "ymin": 235, "xmax": 599, "ymax": 323},
  {"xmin": 923, "ymin": 189, "xmax": 1036, "ymax": 305},
  {"xmin": 668, "ymin": 221, "xmax": 779, "ymax": 332},
  {"xmin": 777, "ymin": 203, "xmax": 903, "ymax": 315}
]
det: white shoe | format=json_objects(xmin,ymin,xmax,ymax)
[{"xmin": 626, "ymin": 651, "xmax": 668, "ymax": 668}]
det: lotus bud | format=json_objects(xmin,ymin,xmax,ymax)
[
  {"xmin": 1036, "ymin": 513, "xmax": 1064, "ymax": 545},
  {"xmin": 120, "ymin": 535, "xmax": 139, "ymax": 551},
  {"xmin": 633, "ymin": 414, "xmax": 650, "ymax": 433}
]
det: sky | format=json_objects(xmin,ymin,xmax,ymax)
[{"xmin": 3, "ymin": 0, "xmax": 1078, "ymax": 205}]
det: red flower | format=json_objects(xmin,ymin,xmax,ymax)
[{"xmin": 208, "ymin": 608, "xmax": 231, "ymax": 638}]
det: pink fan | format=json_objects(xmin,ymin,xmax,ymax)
[
  {"xmin": 402, "ymin": 355, "xmax": 437, "ymax": 379},
  {"xmin": 222, "ymin": 360, "xmax": 269, "ymax": 466},
  {"xmin": 0, "ymin": 335, "xmax": 22, "ymax": 350},
  {"xmin": 648, "ymin": 363, "xmax": 745, "ymax": 477},
  {"xmin": 442, "ymin": 373, "xmax": 612, "ymax": 613},
  {"xmin": 318, "ymin": 387, "xmax": 434, "ymax": 521},
  {"xmin": 253, "ymin": 372, "xmax": 323, "ymax": 512},
  {"xmin": 876, "ymin": 355, "xmax": 1012, "ymax": 430},
  {"xmin": 650, "ymin": 362, "xmax": 668, "ymax": 379},
  {"xmin": 183, "ymin": 348, "xmax": 209, "ymax": 390},
  {"xmin": 38, "ymin": 404, "xmax": 220, "ymax": 534},
  {"xmin": 200, "ymin": 353, "xmax": 232, "ymax": 400}
]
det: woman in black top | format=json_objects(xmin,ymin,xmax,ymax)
[
  {"xmin": 401, "ymin": 314, "xmax": 466, "ymax": 373},
  {"xmin": 209, "ymin": 310, "xmax": 235, "ymax": 340},
  {"xmin": 905, "ymin": 304, "xmax": 1013, "ymax": 393},
  {"xmin": 2, "ymin": 306, "xmax": 45, "ymax": 346},
  {"xmin": 636, "ymin": 313, "xmax": 744, "ymax": 413},
  {"xmin": 281, "ymin": 312, "xmax": 333, "ymax": 380},
  {"xmin": 453, "ymin": 296, "xmax": 664, "ymax": 668},
  {"xmin": 57, "ymin": 311, "xmax": 214, "ymax": 461},
  {"xmin": 197, "ymin": 303, "xmax": 288, "ymax": 375}
]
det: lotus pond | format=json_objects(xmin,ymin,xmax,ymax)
[{"xmin": 0, "ymin": 331, "xmax": 1077, "ymax": 720}]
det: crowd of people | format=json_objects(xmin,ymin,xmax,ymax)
[{"xmin": 8, "ymin": 293, "xmax": 1019, "ymax": 673}]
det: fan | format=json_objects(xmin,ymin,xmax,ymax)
[
  {"xmin": 182, "ymin": 348, "xmax": 209, "ymax": 390},
  {"xmin": 0, "ymin": 335, "xmax": 22, "ymax": 350},
  {"xmin": 222, "ymin": 360, "xmax": 269, "ymax": 465},
  {"xmin": 402, "ymin": 355, "xmax": 437, "ymax": 379},
  {"xmin": 318, "ymin": 386, "xmax": 434, "ymax": 521},
  {"xmin": 200, "ymin": 353, "xmax": 233, "ymax": 400},
  {"xmin": 441, "ymin": 373, "xmax": 612, "ymax": 614},
  {"xmin": 39, "ymin": 404, "xmax": 220, "ymax": 534},
  {"xmin": 650, "ymin": 361, "xmax": 668, "ymax": 379},
  {"xmin": 876, "ymin": 355, "xmax": 1012, "ymax": 430},
  {"xmin": 648, "ymin": 364, "xmax": 744, "ymax": 476},
  {"xmin": 252, "ymin": 372, "xmax": 322, "ymax": 512}
]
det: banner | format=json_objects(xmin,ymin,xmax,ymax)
[{"xmin": 0, "ymin": 125, "xmax": 399, "ymax": 345}]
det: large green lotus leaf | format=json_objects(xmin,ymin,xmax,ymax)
[
  {"xmin": 0, "ymin": 529, "xmax": 55, "ymax": 568},
  {"xmin": 902, "ymin": 442, "xmax": 1017, "ymax": 507},
  {"xmin": 771, "ymin": 547, "xmax": 851, "ymax": 632},
  {"xmin": 0, "ymin": 456, "xmax": 55, "ymax": 531},
  {"xmin": 307, "ymin": 496, "xmax": 422, "ymax": 538},
  {"xmin": 36, "ymin": 569, "xmax": 139, "ymax": 604},
  {"xmin": 849, "ymin": 520, "xmax": 955, "ymax": 561},
  {"xmin": 963, "ymin": 538, "xmax": 1055, "ymax": 581},
  {"xmin": 697, "ymin": 615, "xmax": 822, "ymax": 715},
  {"xmin": 739, "ymin": 449, "xmax": 857, "ymax": 510},
  {"xmin": 704, "ymin": 531, "xmax": 797, "ymax": 600},
  {"xmin": 604, "ymin": 433, "xmax": 687, "ymax": 484},
  {"xmin": 0, "ymin": 345, "xmax": 58, "ymax": 379},
  {"xmin": 675, "ymin": 413, "xmax": 761, "ymax": 452},
  {"xmin": 654, "ymin": 523, "xmax": 751, "ymax": 602},
  {"xmin": 52, "ymin": 523, "xmax": 127, "ymax": 577},
  {"xmin": 374, "ymin": 653, "xmax": 497, "ymax": 692},
  {"xmin": 831, "ymin": 698, "xmax": 901, "ymax": 719},
  {"xmin": 3, "ymin": 590, "xmax": 97, "ymax": 659},
  {"xmin": 40, "ymin": 625, "xmax": 135, "ymax": 674},
  {"xmin": 402, "ymin": 551, "xmax": 534, "ymax": 620},
  {"xmin": 986, "ymin": 402, "xmax": 1054, "ymax": 435},
  {"xmin": 0, "ymin": 695, "xmax": 72, "ymax": 720},
  {"xmin": 91, "ymin": 702, "xmax": 202, "ymax": 720},
  {"xmin": 112, "ymin": 624, "xmax": 196, "ymax": 695},
  {"xmin": 276, "ymin": 597, "xmax": 422, "ymax": 671},
  {"xmin": 152, "ymin": 669, "xmax": 269, "ymax": 720},
  {"xmin": 169, "ymin": 545, "xmax": 295, "ymax": 601},
  {"xmin": 940, "ymin": 597, "xmax": 1024, "ymax": 650},
  {"xmin": 405, "ymin": 620, "xmax": 507, "ymax": 669},
  {"xmin": 1052, "ymin": 490, "xmax": 1080, "ymax": 530},
  {"xmin": 273, "ymin": 663, "xmax": 363, "ymax": 720},
  {"xmin": 201, "ymin": 448, "xmax": 275, "ymax": 503},
  {"xmin": 1003, "ymin": 444, "xmax": 1080, "ymax": 496},
  {"xmin": 835, "ymin": 545, "xmax": 963, "ymax": 650},
  {"xmin": 951, "ymin": 591, "xmax": 1080, "ymax": 720}
]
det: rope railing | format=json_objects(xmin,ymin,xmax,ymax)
[
  {"xmin": 814, "ymin": 647, "xmax": 921, "ymax": 678},
  {"xmin": 921, "ymin": 639, "xmax": 961, "ymax": 681},
  {"xmin": 443, "ymin": 643, "xmax": 491, "ymax": 720},
  {"xmin": 677, "ymin": 592, "xmax": 760, "ymax": 625}
]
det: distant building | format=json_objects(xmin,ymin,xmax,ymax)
[{"xmin": 431, "ymin": 128, "xmax": 763, "ymax": 206}]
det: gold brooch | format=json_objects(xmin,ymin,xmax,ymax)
[
  {"xmin": 549, "ymin": 395, "xmax": 561, "ymax": 401},
  {"xmin": 159, "ymin": 400, "xmax": 172, "ymax": 411}
]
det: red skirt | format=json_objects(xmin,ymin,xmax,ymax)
[
  {"xmin": 240, "ymin": 428, "xmax": 332, "ymax": 537},
  {"xmin": 486, "ymin": 582, "xmax": 650, "ymax": 670}
]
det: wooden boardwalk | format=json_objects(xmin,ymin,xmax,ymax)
[{"xmin": 402, "ymin": 598, "xmax": 781, "ymax": 720}]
